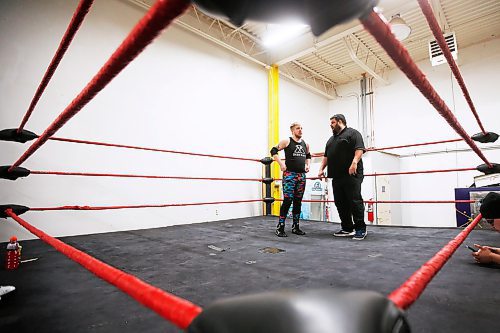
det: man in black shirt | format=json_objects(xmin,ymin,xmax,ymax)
[
  {"xmin": 318, "ymin": 114, "xmax": 367, "ymax": 240},
  {"xmin": 270, "ymin": 122, "xmax": 311, "ymax": 237}
]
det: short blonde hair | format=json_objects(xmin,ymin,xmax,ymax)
[{"xmin": 290, "ymin": 122, "xmax": 301, "ymax": 130}]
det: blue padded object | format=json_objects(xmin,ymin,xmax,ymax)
[{"xmin": 187, "ymin": 289, "xmax": 409, "ymax": 333}]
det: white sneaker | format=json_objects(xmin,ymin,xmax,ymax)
[{"xmin": 0, "ymin": 286, "xmax": 16, "ymax": 300}]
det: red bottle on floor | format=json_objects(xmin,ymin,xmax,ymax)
[{"xmin": 5, "ymin": 236, "xmax": 21, "ymax": 270}]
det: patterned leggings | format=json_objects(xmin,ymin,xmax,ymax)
[{"xmin": 279, "ymin": 171, "xmax": 306, "ymax": 225}]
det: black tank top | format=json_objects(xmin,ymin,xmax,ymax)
[{"xmin": 284, "ymin": 137, "xmax": 307, "ymax": 172}]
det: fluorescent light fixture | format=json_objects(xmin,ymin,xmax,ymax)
[
  {"xmin": 262, "ymin": 22, "xmax": 309, "ymax": 48},
  {"xmin": 389, "ymin": 14, "xmax": 411, "ymax": 41}
]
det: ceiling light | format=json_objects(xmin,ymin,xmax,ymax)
[
  {"xmin": 262, "ymin": 22, "xmax": 309, "ymax": 48},
  {"xmin": 389, "ymin": 14, "xmax": 411, "ymax": 41}
]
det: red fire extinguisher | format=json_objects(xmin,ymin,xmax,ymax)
[
  {"xmin": 5, "ymin": 236, "xmax": 22, "ymax": 270},
  {"xmin": 367, "ymin": 200, "xmax": 374, "ymax": 223}
]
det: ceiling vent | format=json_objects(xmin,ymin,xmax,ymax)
[{"xmin": 429, "ymin": 32, "xmax": 457, "ymax": 66}]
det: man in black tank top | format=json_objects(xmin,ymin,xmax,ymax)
[{"xmin": 270, "ymin": 122, "xmax": 311, "ymax": 237}]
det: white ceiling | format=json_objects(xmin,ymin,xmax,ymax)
[{"xmin": 129, "ymin": 0, "xmax": 500, "ymax": 99}]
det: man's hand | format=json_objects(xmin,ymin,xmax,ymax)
[
  {"xmin": 305, "ymin": 165, "xmax": 310, "ymax": 173},
  {"xmin": 280, "ymin": 164, "xmax": 287, "ymax": 172},
  {"xmin": 472, "ymin": 244, "xmax": 494, "ymax": 264},
  {"xmin": 349, "ymin": 161, "xmax": 357, "ymax": 175},
  {"xmin": 318, "ymin": 170, "xmax": 325, "ymax": 178}
]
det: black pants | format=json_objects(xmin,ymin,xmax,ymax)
[{"xmin": 331, "ymin": 175, "xmax": 366, "ymax": 232}]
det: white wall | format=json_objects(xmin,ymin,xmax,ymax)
[
  {"xmin": 279, "ymin": 78, "xmax": 331, "ymax": 155},
  {"xmin": 328, "ymin": 81, "xmax": 362, "ymax": 132},
  {"xmin": 0, "ymin": 0, "xmax": 330, "ymax": 240},
  {"xmin": 329, "ymin": 38, "xmax": 500, "ymax": 227}
]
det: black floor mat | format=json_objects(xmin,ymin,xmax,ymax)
[{"xmin": 1, "ymin": 216, "xmax": 498, "ymax": 332}]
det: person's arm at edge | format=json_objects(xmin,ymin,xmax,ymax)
[{"xmin": 472, "ymin": 244, "xmax": 500, "ymax": 264}]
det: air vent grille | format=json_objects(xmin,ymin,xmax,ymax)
[{"xmin": 429, "ymin": 32, "xmax": 457, "ymax": 67}]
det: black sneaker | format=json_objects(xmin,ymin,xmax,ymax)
[
  {"xmin": 333, "ymin": 229, "xmax": 355, "ymax": 237},
  {"xmin": 292, "ymin": 225, "xmax": 306, "ymax": 235},
  {"xmin": 352, "ymin": 229, "xmax": 367, "ymax": 240},
  {"xmin": 275, "ymin": 225, "xmax": 287, "ymax": 237}
]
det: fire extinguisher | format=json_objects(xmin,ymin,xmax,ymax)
[
  {"xmin": 367, "ymin": 200, "xmax": 374, "ymax": 223},
  {"xmin": 5, "ymin": 236, "xmax": 22, "ymax": 270}
]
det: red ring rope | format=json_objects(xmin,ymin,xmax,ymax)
[
  {"xmin": 279, "ymin": 199, "xmax": 475, "ymax": 204},
  {"xmin": 30, "ymin": 199, "xmax": 264, "ymax": 211},
  {"xmin": 388, "ymin": 213, "xmax": 483, "ymax": 310},
  {"xmin": 5, "ymin": 209, "xmax": 202, "ymax": 329},
  {"xmin": 311, "ymin": 138, "xmax": 463, "ymax": 157},
  {"xmin": 363, "ymin": 200, "xmax": 474, "ymax": 204},
  {"xmin": 417, "ymin": 0, "xmax": 486, "ymax": 134},
  {"xmin": 31, "ymin": 170, "xmax": 263, "ymax": 182},
  {"xmin": 364, "ymin": 167, "xmax": 476, "ymax": 177},
  {"xmin": 17, "ymin": 0, "xmax": 95, "ymax": 133},
  {"xmin": 366, "ymin": 138, "xmax": 462, "ymax": 152},
  {"xmin": 274, "ymin": 166, "xmax": 477, "ymax": 182},
  {"xmin": 360, "ymin": 11, "xmax": 492, "ymax": 168},
  {"xmin": 48, "ymin": 136, "xmax": 261, "ymax": 162},
  {"xmin": 9, "ymin": 0, "xmax": 190, "ymax": 172}
]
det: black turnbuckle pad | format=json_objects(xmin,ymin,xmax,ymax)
[
  {"xmin": 192, "ymin": 0, "xmax": 378, "ymax": 36},
  {"xmin": 263, "ymin": 197, "xmax": 275, "ymax": 204},
  {"xmin": 262, "ymin": 177, "xmax": 274, "ymax": 184},
  {"xmin": 476, "ymin": 163, "xmax": 500, "ymax": 175},
  {"xmin": 260, "ymin": 157, "xmax": 273, "ymax": 165},
  {"xmin": 1, "ymin": 205, "xmax": 30, "ymax": 218},
  {"xmin": 472, "ymin": 132, "xmax": 499, "ymax": 143},
  {"xmin": 0, "ymin": 128, "xmax": 38, "ymax": 143},
  {"xmin": 187, "ymin": 289, "xmax": 409, "ymax": 333},
  {"xmin": 0, "ymin": 166, "xmax": 31, "ymax": 180}
]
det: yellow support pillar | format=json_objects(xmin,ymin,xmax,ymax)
[{"xmin": 268, "ymin": 65, "xmax": 281, "ymax": 216}]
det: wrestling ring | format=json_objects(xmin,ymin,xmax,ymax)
[{"xmin": 1, "ymin": 0, "xmax": 500, "ymax": 332}]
